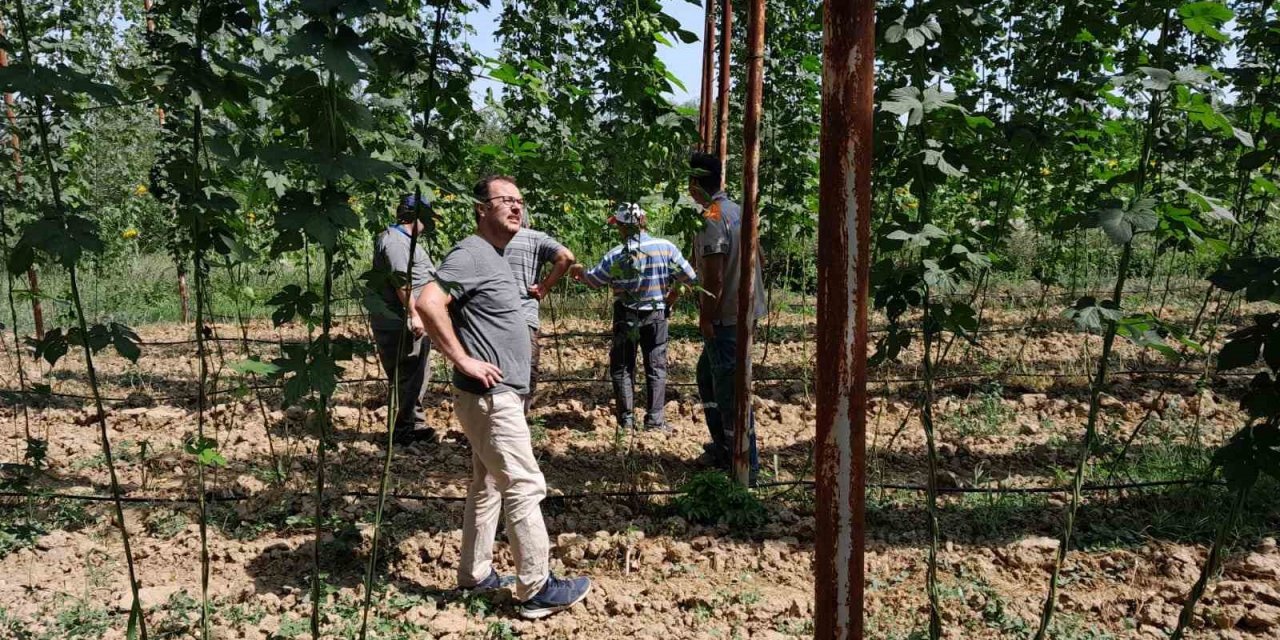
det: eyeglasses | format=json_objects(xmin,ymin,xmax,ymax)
[{"xmin": 485, "ymin": 196, "xmax": 525, "ymax": 208}]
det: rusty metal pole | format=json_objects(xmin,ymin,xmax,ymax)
[
  {"xmin": 698, "ymin": 0, "xmax": 717, "ymax": 151},
  {"xmin": 730, "ymin": 0, "xmax": 764, "ymax": 487},
  {"xmin": 715, "ymin": 0, "xmax": 732, "ymax": 189},
  {"xmin": 0, "ymin": 17, "xmax": 44, "ymax": 341},
  {"xmin": 814, "ymin": 0, "xmax": 873, "ymax": 637}
]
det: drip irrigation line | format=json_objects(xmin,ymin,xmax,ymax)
[
  {"xmin": 0, "ymin": 367, "xmax": 1255, "ymax": 404},
  {"xmin": 0, "ymin": 478, "xmax": 1226, "ymax": 507}
]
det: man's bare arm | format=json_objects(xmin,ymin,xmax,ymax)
[{"xmin": 532, "ymin": 247, "xmax": 576, "ymax": 299}]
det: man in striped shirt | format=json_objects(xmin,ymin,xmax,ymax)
[{"xmin": 570, "ymin": 203, "xmax": 697, "ymax": 432}]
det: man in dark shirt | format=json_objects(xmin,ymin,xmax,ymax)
[{"xmin": 416, "ymin": 175, "xmax": 590, "ymax": 620}]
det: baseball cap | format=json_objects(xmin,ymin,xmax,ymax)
[
  {"xmin": 608, "ymin": 202, "xmax": 645, "ymax": 225},
  {"xmin": 400, "ymin": 193, "xmax": 431, "ymax": 210},
  {"xmin": 396, "ymin": 193, "xmax": 432, "ymax": 220}
]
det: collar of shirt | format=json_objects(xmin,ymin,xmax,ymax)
[{"xmin": 388, "ymin": 224, "xmax": 414, "ymax": 240}]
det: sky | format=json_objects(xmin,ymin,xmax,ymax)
[{"xmin": 462, "ymin": 0, "xmax": 708, "ymax": 104}]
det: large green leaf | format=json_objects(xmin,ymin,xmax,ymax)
[{"xmin": 1094, "ymin": 198, "xmax": 1157, "ymax": 245}]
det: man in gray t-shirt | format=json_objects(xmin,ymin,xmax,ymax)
[
  {"xmin": 504, "ymin": 228, "xmax": 574, "ymax": 412},
  {"xmin": 689, "ymin": 152, "xmax": 764, "ymax": 482},
  {"xmin": 370, "ymin": 194, "xmax": 437, "ymax": 445},
  {"xmin": 416, "ymin": 175, "xmax": 590, "ymax": 618}
]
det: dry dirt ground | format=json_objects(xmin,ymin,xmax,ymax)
[{"xmin": 0, "ymin": 292, "xmax": 1277, "ymax": 639}]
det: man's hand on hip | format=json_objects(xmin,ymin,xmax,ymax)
[{"xmin": 456, "ymin": 356, "xmax": 503, "ymax": 388}]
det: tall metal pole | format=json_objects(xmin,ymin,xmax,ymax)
[
  {"xmin": 731, "ymin": 0, "xmax": 764, "ymax": 487},
  {"xmin": 0, "ymin": 17, "xmax": 44, "ymax": 341},
  {"xmin": 698, "ymin": 0, "xmax": 717, "ymax": 150},
  {"xmin": 814, "ymin": 0, "xmax": 873, "ymax": 637}
]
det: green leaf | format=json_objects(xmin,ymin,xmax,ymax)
[
  {"xmin": 1095, "ymin": 198, "xmax": 1157, "ymax": 245},
  {"xmin": 10, "ymin": 214, "xmax": 103, "ymax": 270},
  {"xmin": 886, "ymin": 223, "xmax": 947, "ymax": 248},
  {"xmin": 230, "ymin": 359, "xmax": 281, "ymax": 376},
  {"xmin": 1179, "ymin": 1, "xmax": 1233, "ymax": 43},
  {"xmin": 267, "ymin": 284, "xmax": 322, "ymax": 327},
  {"xmin": 1218, "ymin": 332, "xmax": 1263, "ymax": 371},
  {"xmin": 26, "ymin": 330, "xmax": 69, "ymax": 367},
  {"xmin": 109, "ymin": 323, "xmax": 142, "ymax": 364},
  {"xmin": 1064, "ymin": 296, "xmax": 1122, "ymax": 332},
  {"xmin": 880, "ymin": 87, "xmax": 962, "ymax": 126},
  {"xmin": 184, "ymin": 436, "xmax": 226, "ymax": 467},
  {"xmin": 1177, "ymin": 181, "xmax": 1237, "ymax": 223}
]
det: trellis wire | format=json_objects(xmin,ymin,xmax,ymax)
[{"xmin": 0, "ymin": 477, "xmax": 1227, "ymax": 507}]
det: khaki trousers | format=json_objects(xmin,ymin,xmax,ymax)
[{"xmin": 454, "ymin": 390, "xmax": 550, "ymax": 600}]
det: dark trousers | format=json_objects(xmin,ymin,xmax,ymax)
[
  {"xmin": 609, "ymin": 302, "xmax": 669, "ymax": 427},
  {"xmin": 371, "ymin": 325, "xmax": 431, "ymax": 432},
  {"xmin": 525, "ymin": 326, "xmax": 541, "ymax": 414},
  {"xmin": 696, "ymin": 323, "xmax": 759, "ymax": 473}
]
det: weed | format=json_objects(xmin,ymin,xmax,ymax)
[
  {"xmin": 528, "ymin": 415, "xmax": 548, "ymax": 446},
  {"xmin": 774, "ymin": 618, "xmax": 814, "ymax": 636},
  {"xmin": 145, "ymin": 508, "xmax": 190, "ymax": 539},
  {"xmin": 71, "ymin": 439, "xmax": 141, "ymax": 470},
  {"xmin": 223, "ymin": 602, "xmax": 266, "ymax": 626},
  {"xmin": 155, "ymin": 590, "xmax": 199, "ymax": 638},
  {"xmin": 273, "ymin": 615, "xmax": 309, "ymax": 639},
  {"xmin": 949, "ymin": 383, "xmax": 1012, "ymax": 437},
  {"xmin": 463, "ymin": 590, "xmax": 492, "ymax": 617},
  {"xmin": 673, "ymin": 471, "xmax": 767, "ymax": 530},
  {"xmin": 486, "ymin": 620, "xmax": 520, "ymax": 639},
  {"xmin": 51, "ymin": 597, "xmax": 110, "ymax": 638},
  {"xmin": 0, "ymin": 607, "xmax": 34, "ymax": 640}
]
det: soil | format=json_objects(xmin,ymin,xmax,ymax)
[{"xmin": 0, "ymin": 293, "xmax": 1276, "ymax": 639}]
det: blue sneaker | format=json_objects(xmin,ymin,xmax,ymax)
[
  {"xmin": 519, "ymin": 573, "xmax": 591, "ymax": 620},
  {"xmin": 462, "ymin": 569, "xmax": 515, "ymax": 594}
]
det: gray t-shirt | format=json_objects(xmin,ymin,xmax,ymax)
[
  {"xmin": 435, "ymin": 235, "xmax": 531, "ymax": 396},
  {"xmin": 695, "ymin": 193, "xmax": 766, "ymax": 326},
  {"xmin": 371, "ymin": 225, "xmax": 436, "ymax": 332},
  {"xmin": 503, "ymin": 228, "xmax": 566, "ymax": 329}
]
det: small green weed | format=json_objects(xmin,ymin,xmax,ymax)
[
  {"xmin": 0, "ymin": 606, "xmax": 33, "ymax": 640},
  {"xmin": 949, "ymin": 383, "xmax": 1012, "ymax": 437},
  {"xmin": 273, "ymin": 615, "xmax": 309, "ymax": 639},
  {"xmin": 486, "ymin": 620, "xmax": 520, "ymax": 639},
  {"xmin": 775, "ymin": 618, "xmax": 815, "ymax": 636},
  {"xmin": 674, "ymin": 471, "xmax": 767, "ymax": 530},
  {"xmin": 52, "ymin": 598, "xmax": 111, "ymax": 638},
  {"xmin": 145, "ymin": 508, "xmax": 190, "ymax": 539},
  {"xmin": 529, "ymin": 415, "xmax": 548, "ymax": 446}
]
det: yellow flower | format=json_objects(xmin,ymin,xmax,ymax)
[
  {"xmin": 121, "ymin": 227, "xmax": 139, "ymax": 240},
  {"xmin": 1107, "ymin": 159, "xmax": 1119, "ymax": 168},
  {"xmin": 443, "ymin": 194, "xmax": 456, "ymax": 203},
  {"xmin": 133, "ymin": 184, "xmax": 148, "ymax": 196},
  {"xmin": 1040, "ymin": 167, "xmax": 1052, "ymax": 177},
  {"xmin": 347, "ymin": 195, "xmax": 358, "ymax": 206},
  {"xmin": 563, "ymin": 203, "xmax": 571, "ymax": 213},
  {"xmin": 246, "ymin": 210, "xmax": 257, "ymax": 223},
  {"xmin": 905, "ymin": 201, "xmax": 919, "ymax": 210}
]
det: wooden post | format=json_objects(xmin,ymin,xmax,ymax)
[
  {"xmin": 715, "ymin": 0, "xmax": 732, "ymax": 189},
  {"xmin": 814, "ymin": 0, "xmax": 874, "ymax": 637},
  {"xmin": 0, "ymin": 17, "xmax": 45, "ymax": 340},
  {"xmin": 730, "ymin": 0, "xmax": 764, "ymax": 487},
  {"xmin": 698, "ymin": 0, "xmax": 718, "ymax": 150}
]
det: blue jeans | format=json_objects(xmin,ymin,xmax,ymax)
[{"xmin": 696, "ymin": 323, "xmax": 759, "ymax": 475}]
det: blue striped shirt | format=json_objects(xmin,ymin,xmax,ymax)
[{"xmin": 584, "ymin": 232, "xmax": 697, "ymax": 310}]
